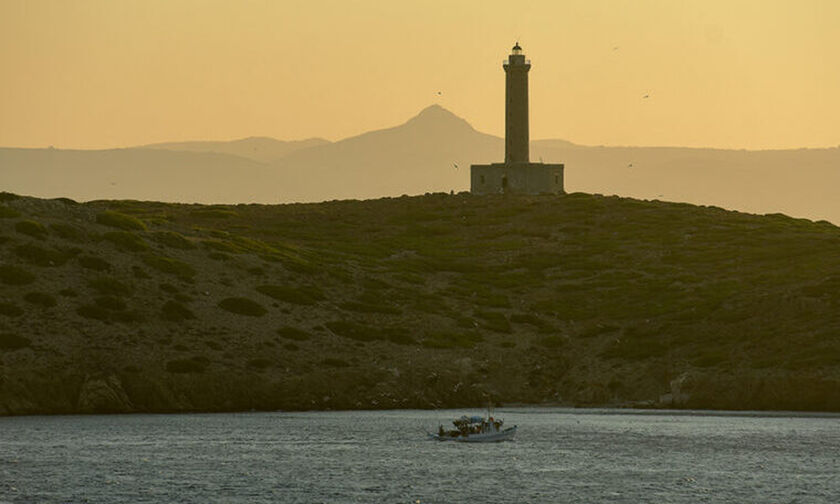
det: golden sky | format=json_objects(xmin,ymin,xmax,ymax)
[{"xmin": 1, "ymin": 0, "xmax": 838, "ymax": 150}]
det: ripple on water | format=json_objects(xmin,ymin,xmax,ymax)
[{"xmin": 1, "ymin": 409, "xmax": 840, "ymax": 503}]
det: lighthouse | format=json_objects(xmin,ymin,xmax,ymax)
[
  {"xmin": 471, "ymin": 43, "xmax": 564, "ymax": 195},
  {"xmin": 505, "ymin": 42, "xmax": 530, "ymax": 164}
]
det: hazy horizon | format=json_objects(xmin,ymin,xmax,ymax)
[{"xmin": 2, "ymin": 0, "xmax": 839, "ymax": 151}]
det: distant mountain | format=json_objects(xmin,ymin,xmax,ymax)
[
  {"xmin": 0, "ymin": 148, "xmax": 278, "ymax": 204},
  {"xmin": 271, "ymin": 105, "xmax": 502, "ymax": 201},
  {"xmin": 530, "ymin": 141, "xmax": 840, "ymax": 224},
  {"xmin": 140, "ymin": 136, "xmax": 330, "ymax": 163},
  {"xmin": 2, "ymin": 105, "xmax": 840, "ymax": 223}
]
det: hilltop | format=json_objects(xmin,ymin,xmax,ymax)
[{"xmin": 2, "ymin": 191, "xmax": 840, "ymax": 415}]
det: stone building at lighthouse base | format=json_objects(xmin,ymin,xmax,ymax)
[{"xmin": 470, "ymin": 161, "xmax": 564, "ymax": 195}]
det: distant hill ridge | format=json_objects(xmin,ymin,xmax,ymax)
[
  {"xmin": 141, "ymin": 136, "xmax": 331, "ymax": 163},
  {"xmin": 1, "ymin": 105, "xmax": 839, "ymax": 223}
]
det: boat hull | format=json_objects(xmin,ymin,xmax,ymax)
[{"xmin": 428, "ymin": 426, "xmax": 517, "ymax": 443}]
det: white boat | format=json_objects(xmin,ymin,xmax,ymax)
[{"xmin": 428, "ymin": 414, "xmax": 517, "ymax": 443}]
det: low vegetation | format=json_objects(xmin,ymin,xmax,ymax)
[
  {"xmin": 0, "ymin": 333, "xmax": 30, "ymax": 350},
  {"xmin": 14, "ymin": 220, "xmax": 47, "ymax": 239},
  {"xmin": 103, "ymin": 231, "xmax": 149, "ymax": 252},
  {"xmin": 161, "ymin": 300, "xmax": 195, "ymax": 322},
  {"xmin": 277, "ymin": 326, "xmax": 312, "ymax": 341},
  {"xmin": 0, "ymin": 264, "xmax": 35, "ymax": 285},
  {"xmin": 218, "ymin": 297, "xmax": 266, "ymax": 316},
  {"xmin": 96, "ymin": 210, "xmax": 147, "ymax": 231},
  {"xmin": 23, "ymin": 292, "xmax": 57, "ymax": 308},
  {"xmin": 3, "ymin": 192, "xmax": 840, "ymax": 414},
  {"xmin": 255, "ymin": 284, "xmax": 324, "ymax": 305},
  {"xmin": 142, "ymin": 255, "xmax": 196, "ymax": 280}
]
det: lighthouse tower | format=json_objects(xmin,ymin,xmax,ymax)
[
  {"xmin": 504, "ymin": 42, "xmax": 530, "ymax": 164},
  {"xmin": 470, "ymin": 43, "xmax": 564, "ymax": 195}
]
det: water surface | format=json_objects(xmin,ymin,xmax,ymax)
[{"xmin": 1, "ymin": 408, "xmax": 838, "ymax": 503}]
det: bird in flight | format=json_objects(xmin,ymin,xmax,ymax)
[
  {"xmin": 453, "ymin": 163, "xmax": 458, "ymax": 170},
  {"xmin": 436, "ymin": 91, "xmax": 442, "ymax": 96},
  {"xmin": 642, "ymin": 94, "xmax": 650, "ymax": 99},
  {"xmin": 627, "ymin": 163, "xmax": 633, "ymax": 168},
  {"xmin": 612, "ymin": 46, "xmax": 619, "ymax": 51}
]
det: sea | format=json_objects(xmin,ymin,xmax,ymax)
[{"xmin": 1, "ymin": 408, "xmax": 838, "ymax": 503}]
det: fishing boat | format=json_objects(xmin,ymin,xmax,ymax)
[{"xmin": 428, "ymin": 414, "xmax": 517, "ymax": 442}]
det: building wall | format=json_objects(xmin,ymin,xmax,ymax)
[{"xmin": 470, "ymin": 163, "xmax": 564, "ymax": 195}]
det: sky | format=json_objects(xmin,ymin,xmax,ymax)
[{"xmin": 1, "ymin": 0, "xmax": 839, "ymax": 150}]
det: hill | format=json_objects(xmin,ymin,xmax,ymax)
[
  {"xmin": 2, "ymin": 191, "xmax": 840, "ymax": 415},
  {"xmin": 140, "ymin": 136, "xmax": 330, "ymax": 163},
  {"xmin": 2, "ymin": 105, "xmax": 840, "ymax": 224}
]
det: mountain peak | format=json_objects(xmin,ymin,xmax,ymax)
[{"xmin": 404, "ymin": 105, "xmax": 475, "ymax": 131}]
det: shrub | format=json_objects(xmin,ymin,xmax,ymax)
[
  {"xmin": 323, "ymin": 358, "xmax": 350, "ymax": 368},
  {"xmin": 76, "ymin": 304, "xmax": 110, "ymax": 322},
  {"xmin": 600, "ymin": 333, "xmax": 667, "ymax": 360},
  {"xmin": 131, "ymin": 266, "xmax": 151, "ymax": 279},
  {"xmin": 103, "ymin": 231, "xmax": 149, "ymax": 252},
  {"xmin": 207, "ymin": 252, "xmax": 232, "ymax": 261},
  {"xmin": 161, "ymin": 300, "xmax": 195, "ymax": 322},
  {"xmin": 95, "ymin": 296, "xmax": 127, "ymax": 311},
  {"xmin": 24, "ymin": 292, "xmax": 57, "ymax": 308},
  {"xmin": 50, "ymin": 223, "xmax": 84, "ymax": 240},
  {"xmin": 159, "ymin": 283, "xmax": 179, "ymax": 293},
  {"xmin": 78, "ymin": 255, "xmax": 112, "ymax": 271},
  {"xmin": 338, "ymin": 301, "xmax": 401, "ymax": 315},
  {"xmin": 324, "ymin": 320, "xmax": 413, "ymax": 345},
  {"xmin": 0, "ymin": 265, "xmax": 35, "ymax": 285},
  {"xmin": 382, "ymin": 329, "xmax": 415, "ymax": 345},
  {"xmin": 0, "ymin": 333, "xmax": 31, "ymax": 350},
  {"xmin": 0, "ymin": 206, "xmax": 20, "ymax": 218},
  {"xmin": 324, "ymin": 320, "xmax": 380, "ymax": 341},
  {"xmin": 247, "ymin": 358, "xmax": 273, "ymax": 369},
  {"xmin": 142, "ymin": 255, "xmax": 196, "ymax": 279},
  {"xmin": 579, "ymin": 324, "xmax": 621, "ymax": 338},
  {"xmin": 88, "ymin": 277, "xmax": 132, "ymax": 296},
  {"xmin": 422, "ymin": 331, "xmax": 483, "ymax": 349},
  {"xmin": 13, "ymin": 243, "xmax": 74, "ymax": 267},
  {"xmin": 255, "ymin": 284, "xmax": 324, "ymax": 305},
  {"xmin": 77, "ymin": 302, "xmax": 142, "ymax": 323},
  {"xmin": 474, "ymin": 310, "xmax": 512, "ymax": 333},
  {"xmin": 0, "ymin": 192, "xmax": 20, "ymax": 202},
  {"xmin": 96, "ymin": 210, "xmax": 147, "ymax": 231},
  {"xmin": 202, "ymin": 240, "xmax": 240, "ymax": 254},
  {"xmin": 190, "ymin": 208, "xmax": 238, "ymax": 219},
  {"xmin": 283, "ymin": 343, "xmax": 299, "ymax": 351},
  {"xmin": 510, "ymin": 313, "xmax": 546, "ymax": 327},
  {"xmin": 165, "ymin": 357, "xmax": 208, "ymax": 373},
  {"xmin": 151, "ymin": 231, "xmax": 196, "ymax": 250},
  {"xmin": 15, "ymin": 220, "xmax": 47, "ymax": 239},
  {"xmin": 59, "ymin": 288, "xmax": 78, "ymax": 297},
  {"xmin": 218, "ymin": 297, "xmax": 266, "ymax": 316},
  {"xmin": 0, "ymin": 302, "xmax": 24, "ymax": 317},
  {"xmin": 537, "ymin": 335, "xmax": 567, "ymax": 348},
  {"xmin": 475, "ymin": 293, "xmax": 511, "ymax": 309},
  {"xmin": 277, "ymin": 326, "xmax": 312, "ymax": 341}
]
